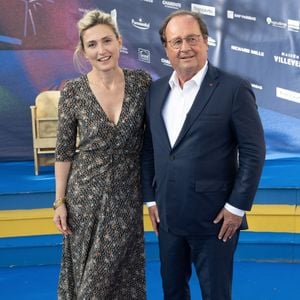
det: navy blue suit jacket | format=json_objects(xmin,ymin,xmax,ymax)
[{"xmin": 141, "ymin": 63, "xmax": 266, "ymax": 235}]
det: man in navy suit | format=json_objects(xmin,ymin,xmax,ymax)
[{"xmin": 142, "ymin": 10, "xmax": 266, "ymax": 300}]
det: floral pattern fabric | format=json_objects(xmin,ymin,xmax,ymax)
[{"xmin": 55, "ymin": 69, "xmax": 151, "ymax": 300}]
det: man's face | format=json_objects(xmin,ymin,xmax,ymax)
[{"xmin": 164, "ymin": 14, "xmax": 208, "ymax": 84}]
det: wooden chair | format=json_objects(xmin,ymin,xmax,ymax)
[{"xmin": 30, "ymin": 91, "xmax": 60, "ymax": 175}]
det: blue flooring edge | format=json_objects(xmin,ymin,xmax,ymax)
[
  {"xmin": 1, "ymin": 188, "xmax": 300, "ymax": 210},
  {"xmin": 1, "ymin": 159, "xmax": 300, "ymax": 209},
  {"xmin": 1, "ymin": 232, "xmax": 300, "ymax": 267},
  {"xmin": 1, "ymin": 158, "xmax": 300, "ymax": 194}
]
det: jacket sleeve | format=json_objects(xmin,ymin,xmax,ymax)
[
  {"xmin": 141, "ymin": 89, "xmax": 156, "ymax": 203},
  {"xmin": 228, "ymin": 79, "xmax": 266, "ymax": 210}
]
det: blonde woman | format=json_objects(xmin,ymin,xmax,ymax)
[{"xmin": 53, "ymin": 9, "xmax": 151, "ymax": 299}]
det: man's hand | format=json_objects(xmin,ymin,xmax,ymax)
[
  {"xmin": 53, "ymin": 204, "xmax": 72, "ymax": 236},
  {"xmin": 214, "ymin": 207, "xmax": 242, "ymax": 242},
  {"xmin": 148, "ymin": 205, "xmax": 160, "ymax": 236}
]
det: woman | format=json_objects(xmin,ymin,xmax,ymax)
[{"xmin": 53, "ymin": 9, "xmax": 151, "ymax": 299}]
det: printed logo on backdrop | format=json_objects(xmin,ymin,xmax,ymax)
[
  {"xmin": 120, "ymin": 46, "xmax": 128, "ymax": 54},
  {"xmin": 266, "ymin": 17, "xmax": 287, "ymax": 29},
  {"xmin": 231, "ymin": 45, "xmax": 264, "ymax": 57},
  {"xmin": 110, "ymin": 9, "xmax": 117, "ymax": 26},
  {"xmin": 162, "ymin": 1, "xmax": 181, "ymax": 10},
  {"xmin": 266, "ymin": 17, "xmax": 299, "ymax": 32},
  {"xmin": 161, "ymin": 58, "xmax": 171, "ymax": 67},
  {"xmin": 251, "ymin": 83, "xmax": 263, "ymax": 91},
  {"xmin": 132, "ymin": 18, "xmax": 150, "ymax": 30},
  {"xmin": 227, "ymin": 10, "xmax": 256, "ymax": 22},
  {"xmin": 110, "ymin": 9, "xmax": 125, "ymax": 55},
  {"xmin": 276, "ymin": 87, "xmax": 300, "ymax": 104},
  {"xmin": 208, "ymin": 36, "xmax": 216, "ymax": 47},
  {"xmin": 138, "ymin": 48, "xmax": 151, "ymax": 63},
  {"xmin": 110, "ymin": 9, "xmax": 128, "ymax": 56},
  {"xmin": 191, "ymin": 4, "xmax": 215, "ymax": 17},
  {"xmin": 274, "ymin": 52, "xmax": 300, "ymax": 68},
  {"xmin": 288, "ymin": 19, "xmax": 300, "ymax": 32},
  {"xmin": 140, "ymin": 0, "xmax": 153, "ymax": 3}
]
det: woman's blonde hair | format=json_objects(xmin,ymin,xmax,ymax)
[{"xmin": 73, "ymin": 9, "xmax": 120, "ymax": 73}]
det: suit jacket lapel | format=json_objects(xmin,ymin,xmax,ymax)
[{"xmin": 172, "ymin": 64, "xmax": 220, "ymax": 149}]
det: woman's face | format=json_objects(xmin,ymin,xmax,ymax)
[{"xmin": 82, "ymin": 24, "xmax": 122, "ymax": 72}]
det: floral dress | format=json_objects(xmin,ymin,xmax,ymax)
[{"xmin": 55, "ymin": 69, "xmax": 151, "ymax": 299}]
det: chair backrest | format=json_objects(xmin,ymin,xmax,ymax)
[
  {"xmin": 35, "ymin": 91, "xmax": 60, "ymax": 140},
  {"xmin": 30, "ymin": 90, "xmax": 61, "ymax": 175}
]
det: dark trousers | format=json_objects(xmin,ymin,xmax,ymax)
[{"xmin": 158, "ymin": 227, "xmax": 239, "ymax": 300}]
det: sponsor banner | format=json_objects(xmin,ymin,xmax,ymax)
[
  {"xmin": 191, "ymin": 4, "xmax": 215, "ymax": 17},
  {"xmin": 230, "ymin": 45, "xmax": 265, "ymax": 57},
  {"xmin": 131, "ymin": 18, "xmax": 150, "ymax": 30},
  {"xmin": 161, "ymin": 1, "xmax": 182, "ymax": 10},
  {"xmin": 276, "ymin": 88, "xmax": 300, "ymax": 104},
  {"xmin": 227, "ymin": 10, "xmax": 256, "ymax": 22},
  {"xmin": 138, "ymin": 48, "xmax": 151, "ymax": 63},
  {"xmin": 0, "ymin": 0, "xmax": 299, "ymax": 160},
  {"xmin": 274, "ymin": 52, "xmax": 300, "ymax": 68}
]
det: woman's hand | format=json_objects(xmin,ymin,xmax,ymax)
[{"xmin": 53, "ymin": 204, "xmax": 72, "ymax": 235}]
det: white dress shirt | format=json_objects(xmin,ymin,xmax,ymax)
[{"xmin": 146, "ymin": 62, "xmax": 244, "ymax": 217}]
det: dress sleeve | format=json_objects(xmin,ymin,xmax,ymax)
[
  {"xmin": 139, "ymin": 69, "xmax": 152, "ymax": 88},
  {"xmin": 55, "ymin": 81, "xmax": 78, "ymax": 162}
]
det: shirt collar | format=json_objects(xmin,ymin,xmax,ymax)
[{"xmin": 168, "ymin": 61, "xmax": 208, "ymax": 89}]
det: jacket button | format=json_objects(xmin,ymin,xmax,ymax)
[{"xmin": 170, "ymin": 155, "xmax": 175, "ymax": 161}]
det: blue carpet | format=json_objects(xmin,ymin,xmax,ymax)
[
  {"xmin": 259, "ymin": 157, "xmax": 300, "ymax": 188},
  {"xmin": 0, "ymin": 161, "xmax": 55, "ymax": 194},
  {"xmin": 0, "ymin": 261, "xmax": 299, "ymax": 300},
  {"xmin": 1, "ymin": 159, "xmax": 300, "ymax": 298}
]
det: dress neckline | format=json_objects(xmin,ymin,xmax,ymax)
[{"xmin": 84, "ymin": 69, "xmax": 128, "ymax": 127}]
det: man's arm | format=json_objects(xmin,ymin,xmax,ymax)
[
  {"xmin": 228, "ymin": 79, "xmax": 266, "ymax": 210},
  {"xmin": 215, "ymin": 79, "xmax": 266, "ymax": 242},
  {"xmin": 141, "ymin": 91, "xmax": 160, "ymax": 234}
]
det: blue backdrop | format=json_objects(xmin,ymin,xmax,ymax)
[{"xmin": 0, "ymin": 0, "xmax": 299, "ymax": 161}]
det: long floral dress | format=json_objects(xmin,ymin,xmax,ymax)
[{"xmin": 55, "ymin": 69, "xmax": 151, "ymax": 299}]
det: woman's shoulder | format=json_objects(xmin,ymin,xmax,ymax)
[
  {"xmin": 62, "ymin": 75, "xmax": 86, "ymax": 90},
  {"xmin": 59, "ymin": 75, "xmax": 87, "ymax": 106},
  {"xmin": 123, "ymin": 68, "xmax": 152, "ymax": 85},
  {"xmin": 60, "ymin": 75, "xmax": 86, "ymax": 97}
]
